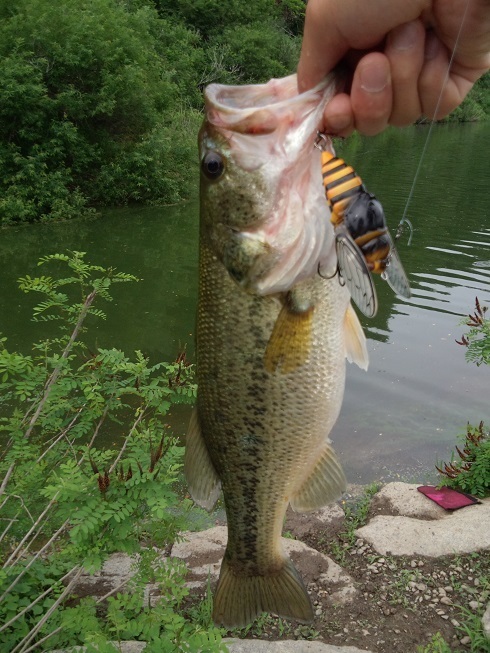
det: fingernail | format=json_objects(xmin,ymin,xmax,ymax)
[
  {"xmin": 425, "ymin": 32, "xmax": 440, "ymax": 60},
  {"xmin": 359, "ymin": 63, "xmax": 390, "ymax": 93},
  {"xmin": 390, "ymin": 21, "xmax": 418, "ymax": 51}
]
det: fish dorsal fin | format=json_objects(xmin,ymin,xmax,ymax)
[
  {"xmin": 264, "ymin": 302, "xmax": 313, "ymax": 374},
  {"xmin": 344, "ymin": 303, "xmax": 369, "ymax": 371},
  {"xmin": 290, "ymin": 441, "xmax": 347, "ymax": 512},
  {"xmin": 183, "ymin": 407, "xmax": 221, "ymax": 511}
]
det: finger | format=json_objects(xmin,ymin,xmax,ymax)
[
  {"xmin": 431, "ymin": 0, "xmax": 490, "ymax": 73},
  {"xmin": 418, "ymin": 31, "xmax": 458, "ymax": 119},
  {"xmin": 350, "ymin": 53, "xmax": 392, "ymax": 136},
  {"xmin": 323, "ymin": 93, "xmax": 355, "ymax": 137},
  {"xmin": 385, "ymin": 20, "xmax": 426, "ymax": 126},
  {"xmin": 298, "ymin": 0, "xmax": 429, "ymax": 91}
]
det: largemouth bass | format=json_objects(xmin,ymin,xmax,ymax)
[{"xmin": 184, "ymin": 74, "xmax": 368, "ymax": 628}]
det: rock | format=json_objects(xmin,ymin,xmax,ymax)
[
  {"xmin": 368, "ymin": 483, "xmax": 446, "ymax": 520},
  {"xmin": 224, "ymin": 640, "xmax": 374, "ymax": 653},
  {"xmin": 171, "ymin": 526, "xmax": 358, "ymax": 605},
  {"xmin": 71, "ymin": 552, "xmax": 138, "ymax": 600},
  {"xmin": 482, "ymin": 603, "xmax": 490, "ymax": 640},
  {"xmin": 50, "ymin": 643, "xmax": 146, "ymax": 653},
  {"xmin": 356, "ymin": 497, "xmax": 490, "ymax": 557},
  {"xmin": 52, "ymin": 642, "xmax": 373, "ymax": 653},
  {"xmin": 284, "ymin": 504, "xmax": 345, "ymax": 540}
]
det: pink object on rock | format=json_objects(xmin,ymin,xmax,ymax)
[{"xmin": 417, "ymin": 485, "xmax": 481, "ymax": 511}]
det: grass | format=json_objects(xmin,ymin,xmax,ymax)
[
  {"xmin": 228, "ymin": 613, "xmax": 320, "ymax": 640},
  {"xmin": 328, "ymin": 481, "xmax": 381, "ymax": 565}
]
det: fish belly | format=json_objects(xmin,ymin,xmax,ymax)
[{"xmin": 192, "ymin": 245, "xmax": 348, "ymax": 627}]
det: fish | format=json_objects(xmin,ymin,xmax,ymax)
[{"xmin": 184, "ymin": 74, "xmax": 369, "ymax": 629}]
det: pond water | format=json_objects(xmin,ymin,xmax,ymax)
[{"xmin": 1, "ymin": 123, "xmax": 489, "ymax": 484}]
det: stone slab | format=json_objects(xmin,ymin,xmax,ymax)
[
  {"xmin": 171, "ymin": 526, "xmax": 357, "ymax": 605},
  {"xmin": 368, "ymin": 482, "xmax": 446, "ymax": 520},
  {"xmin": 356, "ymin": 498, "xmax": 490, "ymax": 556},
  {"xmin": 224, "ymin": 640, "xmax": 373, "ymax": 653}
]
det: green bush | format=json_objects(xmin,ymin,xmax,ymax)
[
  {"xmin": 155, "ymin": 0, "xmax": 276, "ymax": 40},
  {"xmin": 0, "ymin": 0, "xmax": 202, "ymax": 223},
  {"xmin": 435, "ymin": 298, "xmax": 490, "ymax": 497},
  {"xmin": 0, "ymin": 252, "xmax": 226, "ymax": 652},
  {"xmin": 456, "ymin": 297, "xmax": 490, "ymax": 366},
  {"xmin": 156, "ymin": 0, "xmax": 303, "ymax": 86},
  {"xmin": 436, "ymin": 422, "xmax": 490, "ymax": 498},
  {"xmin": 218, "ymin": 22, "xmax": 301, "ymax": 84}
]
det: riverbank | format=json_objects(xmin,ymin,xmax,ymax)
[{"xmin": 68, "ymin": 482, "xmax": 490, "ymax": 653}]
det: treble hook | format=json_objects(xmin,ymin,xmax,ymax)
[{"xmin": 395, "ymin": 218, "xmax": 414, "ymax": 247}]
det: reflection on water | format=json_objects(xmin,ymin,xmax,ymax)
[
  {"xmin": 0, "ymin": 124, "xmax": 489, "ymax": 483},
  {"xmin": 336, "ymin": 123, "xmax": 490, "ymax": 482}
]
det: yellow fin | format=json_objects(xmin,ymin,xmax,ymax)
[
  {"xmin": 212, "ymin": 555, "xmax": 313, "ymax": 628},
  {"xmin": 183, "ymin": 407, "xmax": 221, "ymax": 511},
  {"xmin": 290, "ymin": 442, "xmax": 347, "ymax": 512},
  {"xmin": 344, "ymin": 303, "xmax": 369, "ymax": 371},
  {"xmin": 264, "ymin": 304, "xmax": 313, "ymax": 374}
]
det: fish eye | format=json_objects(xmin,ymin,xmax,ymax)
[{"xmin": 202, "ymin": 151, "xmax": 224, "ymax": 180}]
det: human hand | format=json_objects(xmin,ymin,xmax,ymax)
[{"xmin": 297, "ymin": 0, "xmax": 490, "ymax": 136}]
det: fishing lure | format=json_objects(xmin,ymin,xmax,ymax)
[{"xmin": 317, "ymin": 137, "xmax": 411, "ymax": 318}]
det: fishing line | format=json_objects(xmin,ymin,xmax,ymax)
[{"xmin": 396, "ymin": 0, "xmax": 471, "ymax": 246}]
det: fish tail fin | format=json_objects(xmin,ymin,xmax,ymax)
[
  {"xmin": 212, "ymin": 555, "xmax": 313, "ymax": 628},
  {"xmin": 264, "ymin": 304, "xmax": 313, "ymax": 374},
  {"xmin": 344, "ymin": 303, "xmax": 369, "ymax": 371}
]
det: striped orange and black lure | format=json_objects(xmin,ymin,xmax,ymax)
[{"xmin": 319, "ymin": 146, "xmax": 411, "ymax": 318}]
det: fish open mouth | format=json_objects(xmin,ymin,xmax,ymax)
[{"xmin": 204, "ymin": 74, "xmax": 336, "ymax": 141}]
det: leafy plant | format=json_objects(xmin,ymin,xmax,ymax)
[
  {"xmin": 0, "ymin": 0, "xmax": 203, "ymax": 223},
  {"xmin": 416, "ymin": 631, "xmax": 452, "ymax": 653},
  {"xmin": 436, "ymin": 422, "xmax": 490, "ymax": 498},
  {"xmin": 456, "ymin": 297, "xmax": 490, "ymax": 366},
  {"xmin": 0, "ymin": 252, "xmax": 226, "ymax": 652},
  {"xmin": 455, "ymin": 604, "xmax": 490, "ymax": 653},
  {"xmin": 436, "ymin": 297, "xmax": 490, "ymax": 497}
]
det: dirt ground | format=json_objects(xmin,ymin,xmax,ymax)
[{"xmin": 187, "ymin": 491, "xmax": 490, "ymax": 653}]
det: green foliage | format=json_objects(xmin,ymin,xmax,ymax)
[
  {"xmin": 0, "ymin": 253, "xmax": 226, "ymax": 652},
  {"xmin": 0, "ymin": 0, "xmax": 202, "ymax": 223},
  {"xmin": 218, "ymin": 22, "xmax": 301, "ymax": 85},
  {"xmin": 3, "ymin": 0, "xmax": 487, "ymax": 223},
  {"xmin": 436, "ymin": 297, "xmax": 490, "ymax": 497},
  {"xmin": 446, "ymin": 71, "xmax": 490, "ymax": 123},
  {"xmin": 436, "ymin": 422, "xmax": 490, "ymax": 498},
  {"xmin": 416, "ymin": 632, "xmax": 452, "ymax": 653},
  {"xmin": 328, "ymin": 482, "xmax": 381, "ymax": 565},
  {"xmin": 456, "ymin": 297, "xmax": 490, "ymax": 367},
  {"xmin": 455, "ymin": 604, "xmax": 490, "ymax": 652},
  {"xmin": 156, "ymin": 0, "xmax": 281, "ymax": 40}
]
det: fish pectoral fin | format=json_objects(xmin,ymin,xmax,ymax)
[
  {"xmin": 183, "ymin": 407, "xmax": 221, "ymax": 511},
  {"xmin": 344, "ymin": 303, "xmax": 369, "ymax": 371},
  {"xmin": 290, "ymin": 442, "xmax": 347, "ymax": 513},
  {"xmin": 264, "ymin": 304, "xmax": 313, "ymax": 374},
  {"xmin": 213, "ymin": 555, "xmax": 313, "ymax": 628}
]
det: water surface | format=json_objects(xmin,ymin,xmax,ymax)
[{"xmin": 1, "ymin": 123, "xmax": 489, "ymax": 483}]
